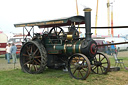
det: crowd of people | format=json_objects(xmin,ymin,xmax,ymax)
[
  {"xmin": 105, "ymin": 40, "xmax": 117, "ymax": 56},
  {"xmin": 5, "ymin": 43, "xmax": 17, "ymax": 64}
]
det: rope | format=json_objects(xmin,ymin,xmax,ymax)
[
  {"xmin": 68, "ymin": 26, "xmax": 128, "ymax": 29},
  {"xmin": 97, "ymin": 42, "xmax": 128, "ymax": 46}
]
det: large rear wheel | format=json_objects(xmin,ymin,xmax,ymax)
[{"xmin": 20, "ymin": 41, "xmax": 47, "ymax": 74}]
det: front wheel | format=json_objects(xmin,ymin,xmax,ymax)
[
  {"xmin": 91, "ymin": 52, "xmax": 110, "ymax": 74},
  {"xmin": 68, "ymin": 53, "xmax": 91, "ymax": 80}
]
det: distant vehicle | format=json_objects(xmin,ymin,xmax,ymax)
[
  {"xmin": 0, "ymin": 32, "xmax": 7, "ymax": 55},
  {"xmin": 8, "ymin": 37, "xmax": 31, "ymax": 56},
  {"xmin": 94, "ymin": 39, "xmax": 105, "ymax": 52},
  {"xmin": 105, "ymin": 37, "xmax": 128, "ymax": 51}
]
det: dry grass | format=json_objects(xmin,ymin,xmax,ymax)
[{"xmin": 0, "ymin": 56, "xmax": 21, "ymax": 71}]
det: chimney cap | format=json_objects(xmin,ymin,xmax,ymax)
[{"xmin": 83, "ymin": 8, "xmax": 92, "ymax": 12}]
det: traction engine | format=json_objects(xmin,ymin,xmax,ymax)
[{"xmin": 14, "ymin": 8, "xmax": 110, "ymax": 80}]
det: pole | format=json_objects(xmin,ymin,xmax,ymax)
[
  {"xmin": 111, "ymin": 3, "xmax": 114, "ymax": 37},
  {"xmin": 76, "ymin": 0, "xmax": 79, "ymax": 15},
  {"xmin": 107, "ymin": 0, "xmax": 110, "ymax": 35},
  {"xmin": 75, "ymin": 0, "xmax": 80, "ymax": 32},
  {"xmin": 95, "ymin": 0, "xmax": 99, "ymax": 35}
]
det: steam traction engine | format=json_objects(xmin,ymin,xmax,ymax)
[{"xmin": 14, "ymin": 8, "xmax": 110, "ymax": 80}]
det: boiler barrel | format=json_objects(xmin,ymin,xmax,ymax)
[
  {"xmin": 53, "ymin": 39, "xmax": 97, "ymax": 58},
  {"xmin": 53, "ymin": 40, "xmax": 82, "ymax": 54}
]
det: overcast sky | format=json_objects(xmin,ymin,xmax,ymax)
[{"xmin": 0, "ymin": 0, "xmax": 128, "ymax": 36}]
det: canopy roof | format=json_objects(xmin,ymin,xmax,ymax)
[{"xmin": 14, "ymin": 16, "xmax": 85, "ymax": 28}]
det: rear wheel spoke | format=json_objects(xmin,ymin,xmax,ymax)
[
  {"xmin": 34, "ymin": 60, "xmax": 40, "ymax": 65},
  {"xmin": 37, "ymin": 59, "xmax": 41, "ymax": 63},
  {"xmin": 24, "ymin": 60, "xmax": 32, "ymax": 65},
  {"xmin": 23, "ymin": 54, "xmax": 29, "ymax": 57},
  {"xmin": 34, "ymin": 56, "xmax": 41, "ymax": 59},
  {"xmin": 33, "ymin": 48, "xmax": 39, "ymax": 55}
]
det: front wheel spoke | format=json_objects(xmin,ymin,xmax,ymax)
[
  {"xmin": 97, "ymin": 67, "xmax": 99, "ymax": 74},
  {"xmin": 73, "ymin": 68, "xmax": 77, "ymax": 75},
  {"xmin": 101, "ymin": 66, "xmax": 106, "ymax": 70},
  {"xmin": 79, "ymin": 70, "xmax": 83, "ymax": 77},
  {"xmin": 99, "ymin": 54, "xmax": 101, "ymax": 61},
  {"xmin": 77, "ymin": 70, "xmax": 80, "ymax": 78},
  {"xmin": 100, "ymin": 66, "xmax": 104, "ymax": 73},
  {"xmin": 100, "ymin": 57, "xmax": 105, "ymax": 61},
  {"xmin": 82, "ymin": 68, "xmax": 87, "ymax": 72},
  {"xmin": 102, "ymin": 62, "xmax": 108, "ymax": 64},
  {"xmin": 92, "ymin": 66, "xmax": 97, "ymax": 71}
]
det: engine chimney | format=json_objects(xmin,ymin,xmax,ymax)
[{"xmin": 83, "ymin": 8, "xmax": 92, "ymax": 41}]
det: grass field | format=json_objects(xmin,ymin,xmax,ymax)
[{"xmin": 0, "ymin": 52, "xmax": 128, "ymax": 85}]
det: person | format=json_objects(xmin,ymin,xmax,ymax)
[
  {"xmin": 105, "ymin": 41, "xmax": 108, "ymax": 54},
  {"xmin": 111, "ymin": 40, "xmax": 116, "ymax": 55},
  {"xmin": 10, "ymin": 43, "xmax": 17, "ymax": 64},
  {"xmin": 6, "ymin": 43, "xmax": 11, "ymax": 64},
  {"xmin": 108, "ymin": 42, "xmax": 111, "ymax": 55}
]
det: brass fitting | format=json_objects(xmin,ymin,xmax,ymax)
[{"xmin": 83, "ymin": 8, "xmax": 92, "ymax": 12}]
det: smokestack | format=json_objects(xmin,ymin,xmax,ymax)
[{"xmin": 83, "ymin": 8, "xmax": 92, "ymax": 40}]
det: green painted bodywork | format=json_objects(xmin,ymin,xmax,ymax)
[{"xmin": 45, "ymin": 37, "xmax": 82, "ymax": 55}]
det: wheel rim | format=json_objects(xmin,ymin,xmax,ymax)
[
  {"xmin": 20, "ymin": 41, "xmax": 47, "ymax": 74},
  {"xmin": 91, "ymin": 52, "xmax": 110, "ymax": 74},
  {"xmin": 68, "ymin": 53, "xmax": 91, "ymax": 80}
]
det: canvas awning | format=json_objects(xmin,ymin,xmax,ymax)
[{"xmin": 14, "ymin": 16, "xmax": 85, "ymax": 28}]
